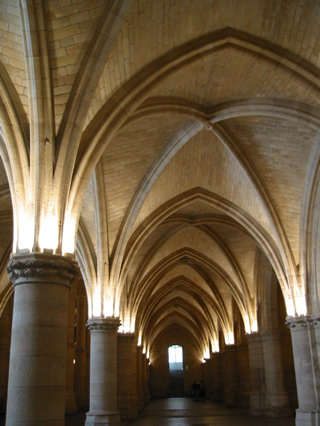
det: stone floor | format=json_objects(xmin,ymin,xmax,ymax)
[
  {"xmin": 0, "ymin": 398, "xmax": 296, "ymax": 425},
  {"xmin": 66, "ymin": 398, "xmax": 295, "ymax": 426}
]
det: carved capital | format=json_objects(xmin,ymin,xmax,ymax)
[
  {"xmin": 7, "ymin": 252, "xmax": 79, "ymax": 288},
  {"xmin": 87, "ymin": 317, "xmax": 121, "ymax": 333}
]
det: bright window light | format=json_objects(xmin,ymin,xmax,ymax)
[{"xmin": 168, "ymin": 345, "xmax": 183, "ymax": 371}]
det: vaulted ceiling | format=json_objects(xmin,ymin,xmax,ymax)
[{"xmin": 0, "ymin": 0, "xmax": 320, "ymax": 358}]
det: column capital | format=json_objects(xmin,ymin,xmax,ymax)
[
  {"xmin": 7, "ymin": 252, "xmax": 79, "ymax": 288},
  {"xmin": 87, "ymin": 317, "xmax": 121, "ymax": 332}
]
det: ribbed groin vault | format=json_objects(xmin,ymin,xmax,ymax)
[{"xmin": 1, "ymin": 1, "xmax": 320, "ymax": 425}]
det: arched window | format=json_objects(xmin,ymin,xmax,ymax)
[{"xmin": 168, "ymin": 345, "xmax": 183, "ymax": 370}]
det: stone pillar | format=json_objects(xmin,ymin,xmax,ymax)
[
  {"xmin": 85, "ymin": 317, "xmax": 121, "ymax": 426},
  {"xmin": 74, "ymin": 294, "xmax": 89, "ymax": 411},
  {"xmin": 117, "ymin": 333, "xmax": 138, "ymax": 419},
  {"xmin": 6, "ymin": 252, "xmax": 78, "ymax": 426},
  {"xmin": 65, "ymin": 282, "xmax": 78, "ymax": 415},
  {"xmin": 287, "ymin": 315, "xmax": 320, "ymax": 425},
  {"xmin": 261, "ymin": 330, "xmax": 292, "ymax": 417},
  {"xmin": 247, "ymin": 333, "xmax": 265, "ymax": 416},
  {"xmin": 136, "ymin": 347, "xmax": 144, "ymax": 411}
]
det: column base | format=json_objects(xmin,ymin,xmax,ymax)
[
  {"xmin": 296, "ymin": 410, "xmax": 320, "ymax": 425},
  {"xmin": 85, "ymin": 411, "xmax": 121, "ymax": 425}
]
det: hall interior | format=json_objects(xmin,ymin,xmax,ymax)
[{"xmin": 1, "ymin": 1, "xmax": 320, "ymax": 425}]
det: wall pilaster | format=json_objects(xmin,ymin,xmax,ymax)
[
  {"xmin": 222, "ymin": 345, "xmax": 239, "ymax": 407},
  {"xmin": 141, "ymin": 353, "xmax": 150, "ymax": 403},
  {"xmin": 211, "ymin": 352, "xmax": 223, "ymax": 402},
  {"xmin": 237, "ymin": 343, "xmax": 250, "ymax": 408},
  {"xmin": 74, "ymin": 294, "xmax": 89, "ymax": 411},
  {"xmin": 261, "ymin": 330, "xmax": 292, "ymax": 417},
  {"xmin": 65, "ymin": 281, "xmax": 77, "ymax": 415},
  {"xmin": 6, "ymin": 252, "xmax": 78, "ymax": 426},
  {"xmin": 201, "ymin": 360, "xmax": 210, "ymax": 398},
  {"xmin": 85, "ymin": 317, "xmax": 121, "ymax": 426},
  {"xmin": 203, "ymin": 358, "xmax": 213, "ymax": 400},
  {"xmin": 117, "ymin": 333, "xmax": 138, "ymax": 419},
  {"xmin": 287, "ymin": 315, "xmax": 320, "ymax": 425},
  {"xmin": 136, "ymin": 347, "xmax": 144, "ymax": 410},
  {"xmin": 247, "ymin": 333, "xmax": 265, "ymax": 416},
  {"xmin": 247, "ymin": 329, "xmax": 293, "ymax": 418}
]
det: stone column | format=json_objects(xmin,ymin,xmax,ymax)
[
  {"xmin": 117, "ymin": 333, "xmax": 138, "ymax": 419},
  {"xmin": 6, "ymin": 252, "xmax": 78, "ymax": 426},
  {"xmin": 74, "ymin": 294, "xmax": 89, "ymax": 410},
  {"xmin": 287, "ymin": 315, "xmax": 320, "ymax": 425},
  {"xmin": 261, "ymin": 330, "xmax": 292, "ymax": 417},
  {"xmin": 65, "ymin": 282, "xmax": 78, "ymax": 415},
  {"xmin": 247, "ymin": 333, "xmax": 265, "ymax": 416},
  {"xmin": 85, "ymin": 317, "xmax": 121, "ymax": 426}
]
